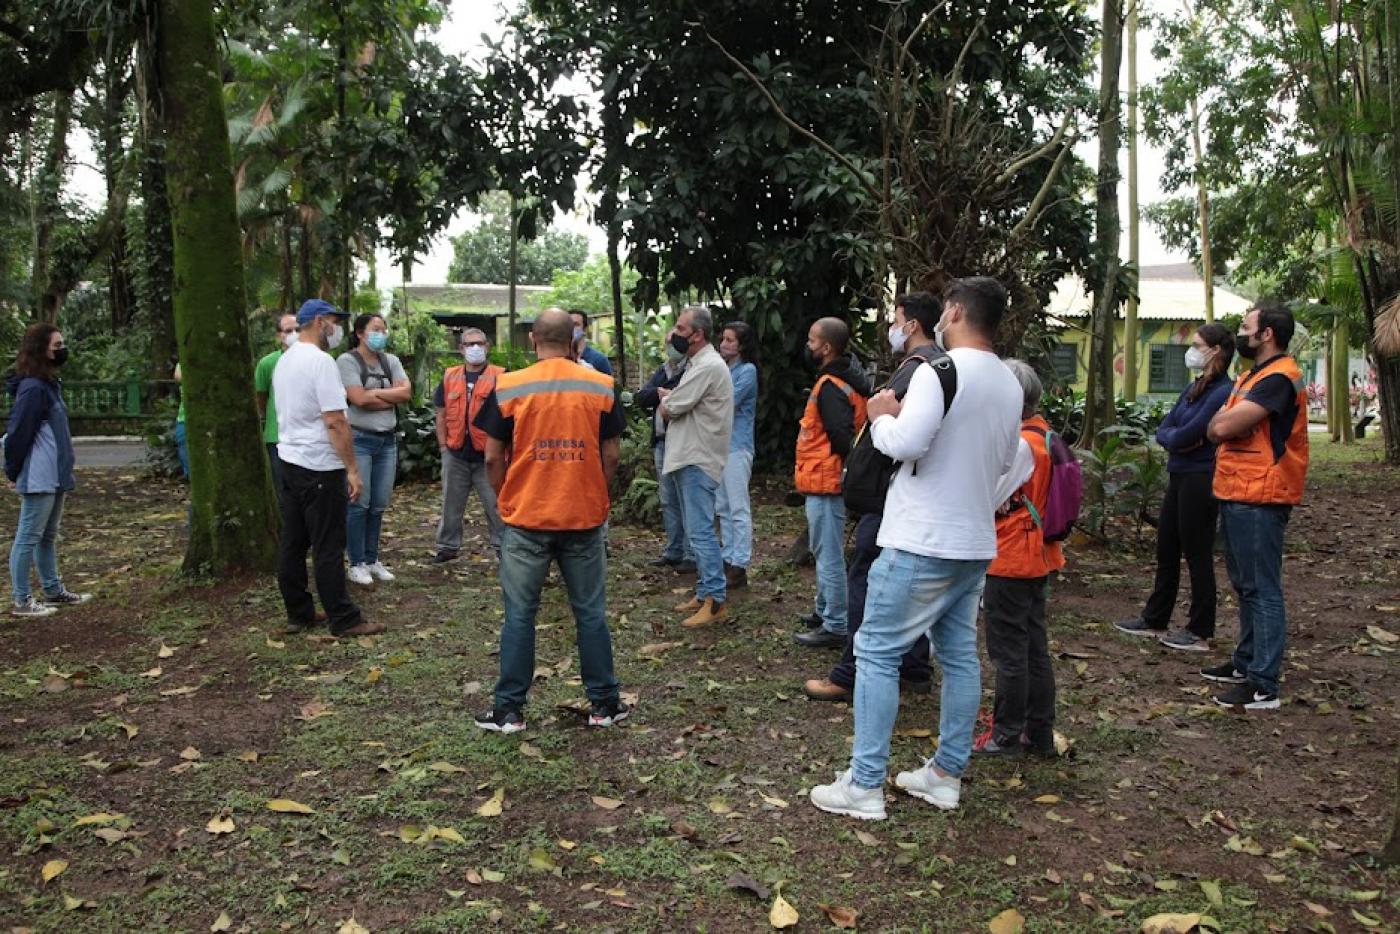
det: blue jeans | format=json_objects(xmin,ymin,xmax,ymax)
[
  {"xmin": 806, "ymin": 494, "xmax": 848, "ymax": 634},
  {"xmin": 851, "ymin": 549, "xmax": 988, "ymax": 788},
  {"xmin": 716, "ymin": 448, "xmax": 754, "ymax": 568},
  {"xmin": 1220, "ymin": 501, "xmax": 1291, "ymax": 695},
  {"xmin": 10, "ymin": 492, "xmax": 66, "ymax": 605},
  {"xmin": 494, "ymin": 525, "xmax": 618, "ymax": 711},
  {"xmin": 174, "ymin": 421, "xmax": 190, "ymax": 478},
  {"xmin": 675, "ymin": 465, "xmax": 726, "ymax": 603},
  {"xmin": 654, "ymin": 443, "xmax": 691, "ymax": 563},
  {"xmin": 346, "ymin": 431, "xmax": 397, "ymax": 566}
]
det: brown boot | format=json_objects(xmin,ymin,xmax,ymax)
[
  {"xmin": 803, "ymin": 677, "xmax": 852, "ymax": 702},
  {"xmin": 674, "ymin": 595, "xmax": 703, "ymax": 612},
  {"xmin": 725, "ymin": 565, "xmax": 749, "ymax": 589},
  {"xmin": 336, "ymin": 621, "xmax": 386, "ymax": 638},
  {"xmin": 682, "ymin": 598, "xmax": 727, "ymax": 628}
]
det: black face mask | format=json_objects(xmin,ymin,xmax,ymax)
[
  {"xmin": 1236, "ymin": 334, "xmax": 1258, "ymax": 360},
  {"xmin": 670, "ymin": 332, "xmax": 691, "ymax": 355},
  {"xmin": 52, "ymin": 348, "xmax": 69, "ymax": 367}
]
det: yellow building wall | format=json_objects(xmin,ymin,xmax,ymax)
[{"xmin": 1055, "ymin": 318, "xmax": 1199, "ymax": 398}]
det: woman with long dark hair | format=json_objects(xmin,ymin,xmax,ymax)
[
  {"xmin": 716, "ymin": 319, "xmax": 759, "ymax": 588},
  {"xmin": 1115, "ymin": 323, "xmax": 1235, "ymax": 651},
  {"xmin": 337, "ymin": 313, "xmax": 411, "ymax": 586},
  {"xmin": 5, "ymin": 323, "xmax": 89, "ymax": 617}
]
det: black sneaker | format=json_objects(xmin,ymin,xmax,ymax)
[
  {"xmin": 430, "ymin": 551, "xmax": 460, "ymax": 565},
  {"xmin": 795, "ymin": 628, "xmax": 846, "ymax": 649},
  {"xmin": 588, "ymin": 699, "xmax": 631, "ymax": 728},
  {"xmin": 474, "ymin": 708, "xmax": 526, "ymax": 734},
  {"xmin": 797, "ymin": 612, "xmax": 823, "ymax": 630},
  {"xmin": 672, "ymin": 560, "xmax": 697, "ymax": 574},
  {"xmin": 1214, "ymin": 682, "xmax": 1280, "ymax": 710},
  {"xmin": 1113, "ymin": 617, "xmax": 1164, "ymax": 637},
  {"xmin": 43, "ymin": 589, "xmax": 92, "ymax": 606},
  {"xmin": 648, "ymin": 556, "xmax": 675, "ymax": 568},
  {"xmin": 1199, "ymin": 661, "xmax": 1247, "ymax": 684}
]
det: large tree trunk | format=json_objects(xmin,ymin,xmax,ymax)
[
  {"xmin": 1123, "ymin": 1, "xmax": 1140, "ymax": 402},
  {"xmin": 31, "ymin": 90, "xmax": 72, "ymax": 323},
  {"xmin": 1189, "ymin": 95, "xmax": 1215, "ymax": 322},
  {"xmin": 155, "ymin": 0, "xmax": 278, "ymax": 575},
  {"xmin": 137, "ymin": 42, "xmax": 177, "ymax": 377},
  {"xmin": 100, "ymin": 57, "xmax": 134, "ymax": 333},
  {"xmin": 1083, "ymin": 0, "xmax": 1125, "ymax": 444}
]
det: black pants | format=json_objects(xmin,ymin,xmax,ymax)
[
  {"xmin": 277, "ymin": 462, "xmax": 362, "ymax": 634},
  {"xmin": 266, "ymin": 442, "xmax": 285, "ymax": 516},
  {"xmin": 984, "ymin": 574, "xmax": 1055, "ymax": 748},
  {"xmin": 1142, "ymin": 470, "xmax": 1218, "ymax": 638},
  {"xmin": 829, "ymin": 513, "xmax": 931, "ymax": 688}
]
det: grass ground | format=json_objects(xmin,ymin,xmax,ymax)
[{"xmin": 0, "ymin": 436, "xmax": 1396, "ymax": 932}]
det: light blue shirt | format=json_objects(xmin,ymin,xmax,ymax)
[{"xmin": 729, "ymin": 360, "xmax": 757, "ymax": 454}]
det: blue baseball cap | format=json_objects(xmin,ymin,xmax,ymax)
[{"xmin": 295, "ymin": 299, "xmax": 348, "ymax": 326}]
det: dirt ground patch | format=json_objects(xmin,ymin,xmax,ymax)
[{"xmin": 0, "ymin": 440, "xmax": 1396, "ymax": 933}]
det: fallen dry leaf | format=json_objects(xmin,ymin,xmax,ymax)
[
  {"xmin": 205, "ymin": 812, "xmax": 235, "ymax": 835},
  {"xmin": 157, "ymin": 643, "xmax": 175, "ymax": 658},
  {"xmin": 265, "ymin": 798, "xmax": 314, "ymax": 815},
  {"xmin": 591, "ymin": 795, "xmax": 624, "ymax": 810},
  {"xmin": 40, "ymin": 674, "xmax": 70, "ymax": 693},
  {"xmin": 210, "ymin": 912, "xmax": 232, "ymax": 933},
  {"xmin": 1140, "ymin": 913, "xmax": 1201, "ymax": 934},
  {"xmin": 476, "ymin": 788, "xmax": 505, "ymax": 817},
  {"xmin": 139, "ymin": 667, "xmax": 163, "ymax": 679},
  {"xmin": 72, "ymin": 812, "xmax": 123, "ymax": 827},
  {"xmin": 41, "ymin": 859, "xmax": 68, "ymax": 884},
  {"xmin": 337, "ymin": 919, "xmax": 370, "ymax": 934},
  {"xmin": 179, "ymin": 746, "xmax": 201, "ymax": 761},
  {"xmin": 820, "ymin": 903, "xmax": 860, "ymax": 929},
  {"xmin": 726, "ymin": 872, "xmax": 770, "ymax": 901},
  {"xmin": 769, "ymin": 892, "xmax": 799, "ymax": 929},
  {"xmin": 988, "ymin": 908, "xmax": 1025, "ymax": 934}
]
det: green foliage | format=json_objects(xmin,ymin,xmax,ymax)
[
  {"xmin": 394, "ymin": 402, "xmax": 440, "ymax": 483},
  {"xmin": 1078, "ymin": 425, "xmax": 1169, "ymax": 541},
  {"xmin": 448, "ymin": 191, "xmax": 588, "ymax": 285},
  {"xmin": 1042, "ymin": 389, "xmax": 1170, "ymax": 448},
  {"xmin": 609, "ymin": 418, "xmax": 660, "ymax": 526}
]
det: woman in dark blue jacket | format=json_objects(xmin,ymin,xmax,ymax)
[
  {"xmin": 5, "ymin": 323, "xmax": 88, "ymax": 617},
  {"xmin": 1115, "ymin": 323, "xmax": 1235, "ymax": 651}
]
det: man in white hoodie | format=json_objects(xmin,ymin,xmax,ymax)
[{"xmin": 810, "ymin": 277, "xmax": 1024, "ymax": 821}]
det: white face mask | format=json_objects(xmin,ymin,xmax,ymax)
[
  {"xmin": 888, "ymin": 322, "xmax": 909, "ymax": 354},
  {"xmin": 325, "ymin": 322, "xmax": 345, "ymax": 350},
  {"xmin": 282, "ymin": 331, "xmax": 298, "ymax": 349},
  {"xmin": 463, "ymin": 345, "xmax": 488, "ymax": 365},
  {"xmin": 933, "ymin": 317, "xmax": 950, "ymax": 351},
  {"xmin": 1184, "ymin": 346, "xmax": 1210, "ymax": 370}
]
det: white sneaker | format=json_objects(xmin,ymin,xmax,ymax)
[
  {"xmin": 808, "ymin": 769, "xmax": 887, "ymax": 820},
  {"xmin": 895, "ymin": 762, "xmax": 961, "ymax": 810},
  {"xmin": 11, "ymin": 597, "xmax": 57, "ymax": 618},
  {"xmin": 347, "ymin": 564, "xmax": 374, "ymax": 586},
  {"xmin": 367, "ymin": 562, "xmax": 395, "ymax": 582}
]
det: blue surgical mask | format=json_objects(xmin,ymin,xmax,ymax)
[{"xmin": 366, "ymin": 332, "xmax": 388, "ymax": 352}]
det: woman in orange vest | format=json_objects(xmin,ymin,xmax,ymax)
[
  {"xmin": 1200, "ymin": 304, "xmax": 1309, "ymax": 711},
  {"xmin": 974, "ymin": 360, "xmax": 1064, "ymax": 758},
  {"xmin": 432, "ymin": 328, "xmax": 506, "ymax": 562}
]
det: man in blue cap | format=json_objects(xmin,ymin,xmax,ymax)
[{"xmin": 272, "ymin": 299, "xmax": 384, "ymax": 637}]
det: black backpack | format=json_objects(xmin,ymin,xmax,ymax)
[
  {"xmin": 841, "ymin": 347, "xmax": 957, "ymax": 516},
  {"xmin": 353, "ymin": 350, "xmax": 399, "ymax": 427}
]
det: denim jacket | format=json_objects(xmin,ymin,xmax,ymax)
[
  {"xmin": 4, "ymin": 374, "xmax": 75, "ymax": 494},
  {"xmin": 729, "ymin": 361, "xmax": 757, "ymax": 454}
]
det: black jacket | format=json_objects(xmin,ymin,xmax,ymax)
[{"xmin": 815, "ymin": 353, "xmax": 874, "ymax": 458}]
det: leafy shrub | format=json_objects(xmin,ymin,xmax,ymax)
[
  {"xmin": 1078, "ymin": 424, "xmax": 1168, "ymax": 540},
  {"xmin": 1042, "ymin": 388, "xmax": 1171, "ymax": 446},
  {"xmin": 142, "ymin": 399, "xmax": 184, "ymax": 479},
  {"xmin": 396, "ymin": 403, "xmax": 441, "ymax": 483}
]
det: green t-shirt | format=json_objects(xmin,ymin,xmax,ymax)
[{"xmin": 254, "ymin": 349, "xmax": 283, "ymax": 444}]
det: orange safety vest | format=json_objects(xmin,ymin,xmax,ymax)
[
  {"xmin": 492, "ymin": 357, "xmax": 618, "ymax": 531},
  {"xmin": 794, "ymin": 373, "xmax": 867, "ymax": 496},
  {"xmin": 1212, "ymin": 354, "xmax": 1309, "ymax": 505},
  {"xmin": 989, "ymin": 415, "xmax": 1066, "ymax": 580},
  {"xmin": 441, "ymin": 363, "xmax": 504, "ymax": 452}
]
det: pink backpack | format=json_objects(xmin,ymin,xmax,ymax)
[{"xmin": 1024, "ymin": 426, "xmax": 1082, "ymax": 543}]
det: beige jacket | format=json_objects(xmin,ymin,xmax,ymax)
[{"xmin": 662, "ymin": 343, "xmax": 734, "ymax": 482}]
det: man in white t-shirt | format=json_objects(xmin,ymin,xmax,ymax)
[
  {"xmin": 272, "ymin": 299, "xmax": 383, "ymax": 638},
  {"xmin": 810, "ymin": 277, "xmax": 1022, "ymax": 821}
]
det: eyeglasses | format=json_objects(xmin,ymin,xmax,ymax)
[{"xmin": 463, "ymin": 340, "xmax": 487, "ymax": 347}]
